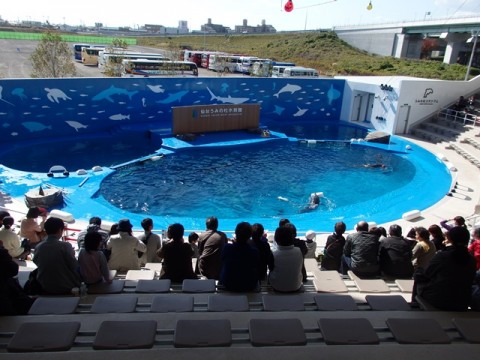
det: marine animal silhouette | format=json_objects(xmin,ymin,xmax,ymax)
[
  {"xmin": 293, "ymin": 107, "xmax": 308, "ymax": 117},
  {"xmin": 273, "ymin": 84, "xmax": 301, "ymax": 98},
  {"xmin": 109, "ymin": 114, "xmax": 130, "ymax": 121},
  {"xmin": 92, "ymin": 86, "xmax": 138, "ymax": 102},
  {"xmin": 0, "ymin": 86, "xmax": 14, "ymax": 106},
  {"xmin": 147, "ymin": 85, "xmax": 165, "ymax": 93},
  {"xmin": 327, "ymin": 85, "xmax": 341, "ymax": 105},
  {"xmin": 21, "ymin": 121, "xmax": 52, "ymax": 132},
  {"xmin": 65, "ymin": 121, "xmax": 88, "ymax": 132},
  {"xmin": 45, "ymin": 88, "xmax": 72, "ymax": 103},
  {"xmin": 206, "ymin": 87, "xmax": 249, "ymax": 104},
  {"xmin": 156, "ymin": 91, "xmax": 189, "ymax": 104},
  {"xmin": 11, "ymin": 88, "xmax": 27, "ymax": 101}
]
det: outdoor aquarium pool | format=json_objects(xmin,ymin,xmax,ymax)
[{"xmin": 0, "ymin": 123, "xmax": 451, "ymax": 232}]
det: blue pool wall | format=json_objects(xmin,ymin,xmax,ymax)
[{"xmin": 0, "ymin": 77, "xmax": 345, "ymax": 146}]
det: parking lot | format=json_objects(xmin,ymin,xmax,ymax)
[{"xmin": 0, "ymin": 39, "xmax": 246, "ymax": 78}]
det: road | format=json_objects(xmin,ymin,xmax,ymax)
[{"xmin": 0, "ymin": 39, "xmax": 245, "ymax": 78}]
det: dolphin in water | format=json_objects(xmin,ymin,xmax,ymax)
[
  {"xmin": 92, "ymin": 86, "xmax": 138, "ymax": 102},
  {"xmin": 156, "ymin": 90, "xmax": 189, "ymax": 104},
  {"xmin": 327, "ymin": 84, "xmax": 341, "ymax": 105},
  {"xmin": 273, "ymin": 84, "xmax": 301, "ymax": 98},
  {"xmin": 22, "ymin": 121, "xmax": 52, "ymax": 132},
  {"xmin": 65, "ymin": 121, "xmax": 88, "ymax": 132},
  {"xmin": 206, "ymin": 87, "xmax": 249, "ymax": 104}
]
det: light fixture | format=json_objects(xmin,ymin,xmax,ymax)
[
  {"xmin": 367, "ymin": 1, "xmax": 373, "ymax": 10},
  {"xmin": 284, "ymin": 0, "xmax": 294, "ymax": 12}
]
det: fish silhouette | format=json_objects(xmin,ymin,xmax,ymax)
[
  {"xmin": 273, "ymin": 84, "xmax": 301, "ymax": 98},
  {"xmin": 327, "ymin": 85, "xmax": 341, "ymax": 105},
  {"xmin": 156, "ymin": 91, "xmax": 189, "ymax": 104},
  {"xmin": 45, "ymin": 88, "xmax": 72, "ymax": 103},
  {"xmin": 22, "ymin": 122, "xmax": 52, "ymax": 132},
  {"xmin": 92, "ymin": 86, "xmax": 138, "ymax": 103},
  {"xmin": 109, "ymin": 114, "xmax": 130, "ymax": 121},
  {"xmin": 65, "ymin": 121, "xmax": 88, "ymax": 132},
  {"xmin": 206, "ymin": 87, "xmax": 249, "ymax": 104}
]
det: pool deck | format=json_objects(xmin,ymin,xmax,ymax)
[{"xmin": 1, "ymin": 126, "xmax": 479, "ymax": 244}]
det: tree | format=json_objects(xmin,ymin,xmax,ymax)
[
  {"xmin": 103, "ymin": 38, "xmax": 129, "ymax": 77},
  {"xmin": 30, "ymin": 32, "xmax": 76, "ymax": 78}
]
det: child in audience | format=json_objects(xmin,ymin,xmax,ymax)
[
  {"xmin": 188, "ymin": 232, "xmax": 200, "ymax": 258},
  {"xmin": 78, "ymin": 232, "xmax": 111, "ymax": 285}
]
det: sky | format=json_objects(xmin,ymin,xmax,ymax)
[{"xmin": 1, "ymin": 0, "xmax": 480, "ymax": 32}]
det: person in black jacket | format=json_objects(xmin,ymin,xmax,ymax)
[
  {"xmin": 414, "ymin": 226, "xmax": 476, "ymax": 311},
  {"xmin": 321, "ymin": 221, "xmax": 346, "ymax": 272},
  {"xmin": 378, "ymin": 224, "xmax": 414, "ymax": 279}
]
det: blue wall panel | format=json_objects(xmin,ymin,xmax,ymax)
[{"xmin": 0, "ymin": 77, "xmax": 345, "ymax": 145}]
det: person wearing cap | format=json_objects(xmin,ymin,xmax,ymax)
[
  {"xmin": 0, "ymin": 216, "xmax": 30, "ymax": 260},
  {"xmin": 19, "ymin": 207, "xmax": 47, "ymax": 248},
  {"xmin": 107, "ymin": 219, "xmax": 147, "ymax": 272},
  {"xmin": 304, "ymin": 230, "xmax": 317, "ymax": 259}
]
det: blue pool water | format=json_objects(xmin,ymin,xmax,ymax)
[{"xmin": 0, "ymin": 123, "xmax": 451, "ymax": 232}]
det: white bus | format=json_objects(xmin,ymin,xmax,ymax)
[
  {"xmin": 282, "ymin": 66, "xmax": 319, "ymax": 78},
  {"xmin": 98, "ymin": 51, "xmax": 167, "ymax": 72},
  {"xmin": 121, "ymin": 59, "xmax": 198, "ymax": 77},
  {"xmin": 238, "ymin": 56, "xmax": 260, "ymax": 74},
  {"xmin": 208, "ymin": 54, "xmax": 242, "ymax": 73}
]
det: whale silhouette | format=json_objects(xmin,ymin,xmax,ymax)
[
  {"xmin": 22, "ymin": 121, "xmax": 52, "ymax": 132},
  {"xmin": 65, "ymin": 121, "xmax": 88, "ymax": 132},
  {"xmin": 293, "ymin": 106, "xmax": 308, "ymax": 117}
]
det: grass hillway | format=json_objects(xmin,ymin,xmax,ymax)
[{"xmin": 139, "ymin": 31, "xmax": 478, "ymax": 81}]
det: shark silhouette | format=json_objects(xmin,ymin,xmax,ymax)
[
  {"xmin": 156, "ymin": 91, "xmax": 189, "ymax": 104},
  {"xmin": 92, "ymin": 86, "xmax": 139, "ymax": 103},
  {"xmin": 206, "ymin": 87, "xmax": 249, "ymax": 104}
]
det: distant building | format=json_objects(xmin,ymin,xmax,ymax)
[
  {"xmin": 201, "ymin": 18, "xmax": 231, "ymax": 34},
  {"xmin": 234, "ymin": 19, "xmax": 276, "ymax": 34},
  {"xmin": 144, "ymin": 22, "xmax": 189, "ymax": 35}
]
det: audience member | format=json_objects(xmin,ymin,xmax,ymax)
[
  {"xmin": 0, "ymin": 216, "xmax": 30, "ymax": 260},
  {"xmin": 412, "ymin": 227, "xmax": 437, "ymax": 271},
  {"xmin": 428, "ymin": 224, "xmax": 446, "ymax": 252},
  {"xmin": 0, "ymin": 240, "xmax": 35, "ymax": 315},
  {"xmin": 414, "ymin": 227, "xmax": 476, "ymax": 311},
  {"xmin": 440, "ymin": 215, "xmax": 468, "ymax": 232},
  {"xmin": 197, "ymin": 216, "xmax": 227, "ymax": 280},
  {"xmin": 138, "ymin": 218, "xmax": 162, "ymax": 266},
  {"xmin": 268, "ymin": 226, "xmax": 304, "ymax": 292},
  {"xmin": 378, "ymin": 224, "xmax": 414, "ymax": 279},
  {"xmin": 0, "ymin": 210, "xmax": 11, "ymax": 226},
  {"xmin": 341, "ymin": 221, "xmax": 380, "ymax": 277},
  {"xmin": 33, "ymin": 217, "xmax": 80, "ymax": 294},
  {"xmin": 249, "ymin": 223, "xmax": 273, "ymax": 280},
  {"xmin": 220, "ymin": 222, "xmax": 260, "ymax": 292},
  {"xmin": 321, "ymin": 221, "xmax": 346, "ymax": 272},
  {"xmin": 304, "ymin": 230, "xmax": 317, "ymax": 258},
  {"xmin": 370, "ymin": 226, "xmax": 387, "ymax": 240},
  {"xmin": 78, "ymin": 232, "xmax": 111, "ymax": 285},
  {"xmin": 188, "ymin": 232, "xmax": 200, "ymax": 258},
  {"xmin": 20, "ymin": 207, "xmax": 47, "ymax": 248},
  {"xmin": 468, "ymin": 227, "xmax": 480, "ymax": 270},
  {"xmin": 284, "ymin": 222, "xmax": 308, "ymax": 282},
  {"xmin": 76, "ymin": 216, "xmax": 109, "ymax": 250},
  {"xmin": 157, "ymin": 223, "xmax": 197, "ymax": 282},
  {"xmin": 107, "ymin": 219, "xmax": 146, "ymax": 272}
]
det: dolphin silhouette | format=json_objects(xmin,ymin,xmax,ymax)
[
  {"xmin": 65, "ymin": 121, "xmax": 88, "ymax": 132},
  {"xmin": 273, "ymin": 84, "xmax": 301, "ymax": 98},
  {"xmin": 156, "ymin": 91, "xmax": 189, "ymax": 104}
]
